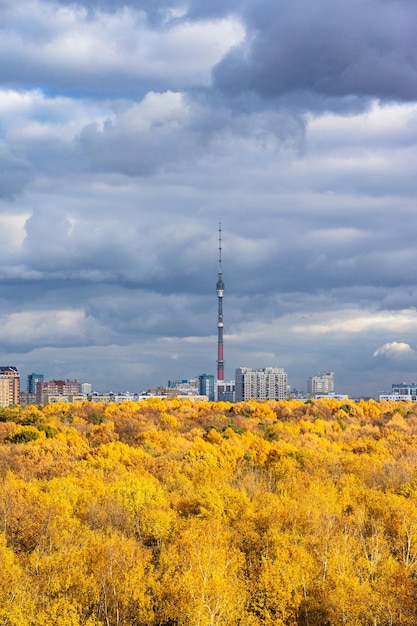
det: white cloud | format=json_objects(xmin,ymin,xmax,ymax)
[
  {"xmin": 112, "ymin": 91, "xmax": 189, "ymax": 132},
  {"xmin": 373, "ymin": 342, "xmax": 417, "ymax": 359},
  {"xmin": 0, "ymin": 2, "xmax": 245, "ymax": 86},
  {"xmin": 307, "ymin": 101, "xmax": 417, "ymax": 150},
  {"xmin": 1, "ymin": 309, "xmax": 104, "ymax": 345},
  {"xmin": 0, "ymin": 88, "xmax": 111, "ymax": 144},
  {"xmin": 292, "ymin": 309, "xmax": 417, "ymax": 336},
  {"xmin": 0, "ymin": 213, "xmax": 29, "ymax": 252}
]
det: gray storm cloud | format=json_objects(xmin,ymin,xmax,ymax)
[{"xmin": 213, "ymin": 0, "xmax": 417, "ymax": 104}]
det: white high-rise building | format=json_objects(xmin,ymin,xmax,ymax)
[
  {"xmin": 235, "ymin": 367, "xmax": 288, "ymax": 401},
  {"xmin": 307, "ymin": 372, "xmax": 334, "ymax": 397}
]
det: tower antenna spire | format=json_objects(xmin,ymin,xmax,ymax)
[
  {"xmin": 216, "ymin": 220, "xmax": 225, "ymax": 381},
  {"xmin": 219, "ymin": 220, "xmax": 222, "ymax": 271}
]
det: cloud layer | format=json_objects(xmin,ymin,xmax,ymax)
[{"xmin": 1, "ymin": 0, "xmax": 417, "ymax": 396}]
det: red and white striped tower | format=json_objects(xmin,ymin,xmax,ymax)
[{"xmin": 216, "ymin": 221, "xmax": 225, "ymax": 381}]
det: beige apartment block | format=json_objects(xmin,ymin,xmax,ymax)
[{"xmin": 0, "ymin": 366, "xmax": 20, "ymax": 407}]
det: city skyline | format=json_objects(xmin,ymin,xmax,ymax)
[{"xmin": 1, "ymin": 1, "xmax": 417, "ymax": 396}]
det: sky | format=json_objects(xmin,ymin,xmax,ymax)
[{"xmin": 1, "ymin": 0, "xmax": 417, "ymax": 397}]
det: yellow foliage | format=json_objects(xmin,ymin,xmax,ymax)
[
  {"xmin": 34, "ymin": 597, "xmax": 98, "ymax": 626},
  {"xmin": 87, "ymin": 420, "xmax": 119, "ymax": 446},
  {"xmin": 159, "ymin": 411, "xmax": 179, "ymax": 430},
  {"xmin": 160, "ymin": 518, "xmax": 246, "ymax": 625},
  {"xmin": 2, "ymin": 397, "xmax": 417, "ymax": 624},
  {"xmin": 0, "ymin": 533, "xmax": 34, "ymax": 625}
]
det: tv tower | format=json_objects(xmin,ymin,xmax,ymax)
[{"xmin": 216, "ymin": 221, "xmax": 225, "ymax": 381}]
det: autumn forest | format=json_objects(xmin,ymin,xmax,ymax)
[{"xmin": 1, "ymin": 397, "xmax": 417, "ymax": 625}]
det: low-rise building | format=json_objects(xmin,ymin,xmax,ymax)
[
  {"xmin": 314, "ymin": 393, "xmax": 348, "ymax": 400},
  {"xmin": 168, "ymin": 379, "xmax": 199, "ymax": 395},
  {"xmin": 46, "ymin": 394, "xmax": 87, "ymax": 403},
  {"xmin": 380, "ymin": 383, "xmax": 417, "ymax": 402},
  {"xmin": 20, "ymin": 392, "xmax": 37, "ymax": 405}
]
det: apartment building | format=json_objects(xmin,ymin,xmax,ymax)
[
  {"xmin": 0, "ymin": 366, "xmax": 20, "ymax": 407},
  {"xmin": 36, "ymin": 380, "xmax": 81, "ymax": 404},
  {"xmin": 235, "ymin": 367, "xmax": 288, "ymax": 401},
  {"xmin": 308, "ymin": 372, "xmax": 335, "ymax": 397}
]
